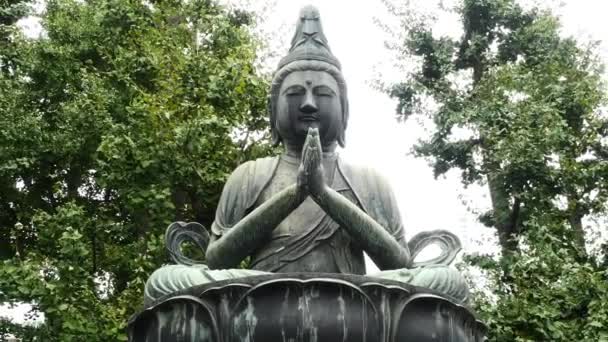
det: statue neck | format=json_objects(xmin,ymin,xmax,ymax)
[{"xmin": 283, "ymin": 140, "xmax": 338, "ymax": 159}]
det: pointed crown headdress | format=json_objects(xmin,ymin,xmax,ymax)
[{"xmin": 277, "ymin": 5, "xmax": 341, "ymax": 70}]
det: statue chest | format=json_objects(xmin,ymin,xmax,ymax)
[
  {"xmin": 257, "ymin": 157, "xmax": 340, "ymax": 237},
  {"xmin": 249, "ymin": 156, "xmax": 366, "ymax": 274}
]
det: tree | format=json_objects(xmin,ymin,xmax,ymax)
[
  {"xmin": 0, "ymin": 0, "xmax": 272, "ymax": 339},
  {"xmin": 0, "ymin": 0, "xmax": 31, "ymax": 75},
  {"xmin": 468, "ymin": 216, "xmax": 608, "ymax": 341},
  {"xmin": 384, "ymin": 0, "xmax": 608, "ymax": 257},
  {"xmin": 0, "ymin": 0, "xmax": 32, "ymax": 259},
  {"xmin": 383, "ymin": 0, "xmax": 608, "ymax": 339}
]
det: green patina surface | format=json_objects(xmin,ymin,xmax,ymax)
[{"xmin": 145, "ymin": 5, "xmax": 468, "ymax": 306}]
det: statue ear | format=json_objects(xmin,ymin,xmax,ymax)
[
  {"xmin": 271, "ymin": 125, "xmax": 282, "ymax": 146},
  {"xmin": 268, "ymin": 97, "xmax": 282, "ymax": 146},
  {"xmin": 337, "ymin": 127, "xmax": 346, "ymax": 147},
  {"xmin": 337, "ymin": 98, "xmax": 348, "ymax": 147}
]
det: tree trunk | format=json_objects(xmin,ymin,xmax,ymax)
[
  {"xmin": 473, "ymin": 60, "xmax": 519, "ymax": 255},
  {"xmin": 487, "ymin": 170, "xmax": 518, "ymax": 255},
  {"xmin": 567, "ymin": 200, "xmax": 587, "ymax": 258}
]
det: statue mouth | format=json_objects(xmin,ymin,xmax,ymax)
[{"xmin": 298, "ymin": 115, "xmax": 319, "ymax": 122}]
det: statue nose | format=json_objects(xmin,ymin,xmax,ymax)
[{"xmin": 300, "ymin": 92, "xmax": 318, "ymax": 113}]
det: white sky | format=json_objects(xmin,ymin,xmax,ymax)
[
  {"xmin": 4, "ymin": 0, "xmax": 608, "ymax": 326},
  {"xmin": 260, "ymin": 0, "xmax": 608, "ymax": 263},
  {"xmin": 261, "ymin": 0, "xmax": 491, "ymax": 254}
]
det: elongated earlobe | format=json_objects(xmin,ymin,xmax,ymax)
[
  {"xmin": 271, "ymin": 126, "xmax": 282, "ymax": 146},
  {"xmin": 338, "ymin": 100, "xmax": 348, "ymax": 147},
  {"xmin": 268, "ymin": 99, "xmax": 282, "ymax": 146},
  {"xmin": 337, "ymin": 127, "xmax": 346, "ymax": 147}
]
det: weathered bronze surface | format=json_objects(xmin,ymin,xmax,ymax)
[
  {"xmin": 132, "ymin": 273, "xmax": 486, "ymax": 342},
  {"xmin": 132, "ymin": 5, "xmax": 486, "ymax": 341}
]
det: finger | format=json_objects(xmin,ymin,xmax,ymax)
[
  {"xmin": 313, "ymin": 133, "xmax": 322, "ymax": 160},
  {"xmin": 301, "ymin": 134, "xmax": 312, "ymax": 164},
  {"xmin": 304, "ymin": 144, "xmax": 316, "ymax": 172},
  {"xmin": 297, "ymin": 164, "xmax": 307, "ymax": 186},
  {"xmin": 309, "ymin": 145, "xmax": 320, "ymax": 171},
  {"xmin": 304, "ymin": 127, "xmax": 316, "ymax": 149},
  {"xmin": 301, "ymin": 128, "xmax": 321, "ymax": 175}
]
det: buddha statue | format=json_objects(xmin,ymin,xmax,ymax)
[{"xmin": 144, "ymin": 5, "xmax": 468, "ymax": 306}]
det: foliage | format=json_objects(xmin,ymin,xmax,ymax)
[
  {"xmin": 0, "ymin": 0, "xmax": 272, "ymax": 339},
  {"xmin": 384, "ymin": 0, "xmax": 608, "ymax": 339},
  {"xmin": 0, "ymin": 0, "xmax": 31, "ymax": 74},
  {"xmin": 385, "ymin": 0, "xmax": 608, "ymax": 255},
  {"xmin": 468, "ymin": 217, "xmax": 608, "ymax": 341}
]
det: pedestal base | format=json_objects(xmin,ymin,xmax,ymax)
[{"xmin": 128, "ymin": 273, "xmax": 486, "ymax": 341}]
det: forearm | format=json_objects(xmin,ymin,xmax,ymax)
[
  {"xmin": 206, "ymin": 184, "xmax": 303, "ymax": 269},
  {"xmin": 313, "ymin": 187, "xmax": 411, "ymax": 270}
]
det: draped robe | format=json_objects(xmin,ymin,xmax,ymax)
[
  {"xmin": 145, "ymin": 154, "xmax": 469, "ymax": 305},
  {"xmin": 211, "ymin": 153, "xmax": 407, "ymax": 274}
]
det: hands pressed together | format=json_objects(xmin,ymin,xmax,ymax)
[{"xmin": 296, "ymin": 128, "xmax": 327, "ymax": 202}]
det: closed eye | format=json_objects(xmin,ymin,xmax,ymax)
[
  {"xmin": 284, "ymin": 85, "xmax": 306, "ymax": 96},
  {"xmin": 313, "ymin": 85, "xmax": 336, "ymax": 97}
]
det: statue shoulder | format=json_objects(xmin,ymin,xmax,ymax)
[
  {"xmin": 337, "ymin": 159, "xmax": 393, "ymax": 196},
  {"xmin": 224, "ymin": 156, "xmax": 280, "ymax": 188},
  {"xmin": 220, "ymin": 156, "xmax": 280, "ymax": 207},
  {"xmin": 337, "ymin": 158, "xmax": 403, "ymax": 230},
  {"xmin": 228, "ymin": 156, "xmax": 277, "ymax": 179},
  {"xmin": 213, "ymin": 156, "xmax": 280, "ymax": 236}
]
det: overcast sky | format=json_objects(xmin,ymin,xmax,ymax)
[
  {"xmin": 260, "ymin": 0, "xmax": 491, "ymax": 258},
  {"xmin": 4, "ymin": 0, "xmax": 608, "ymax": 325},
  {"xmin": 258, "ymin": 0, "xmax": 608, "ymax": 261}
]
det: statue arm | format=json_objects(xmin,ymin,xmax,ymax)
[
  {"xmin": 302, "ymin": 128, "xmax": 411, "ymax": 270},
  {"xmin": 205, "ymin": 173, "xmax": 305, "ymax": 270},
  {"xmin": 314, "ymin": 187, "xmax": 411, "ymax": 270}
]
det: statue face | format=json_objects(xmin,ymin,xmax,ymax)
[{"xmin": 276, "ymin": 70, "xmax": 342, "ymax": 148}]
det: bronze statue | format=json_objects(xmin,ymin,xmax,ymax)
[{"xmin": 144, "ymin": 5, "xmax": 468, "ymax": 306}]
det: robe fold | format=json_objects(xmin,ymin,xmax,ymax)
[
  {"xmin": 210, "ymin": 155, "xmax": 407, "ymax": 274},
  {"xmin": 145, "ymin": 155, "xmax": 469, "ymax": 305}
]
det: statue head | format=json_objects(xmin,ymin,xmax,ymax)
[{"xmin": 269, "ymin": 5, "xmax": 349, "ymax": 150}]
